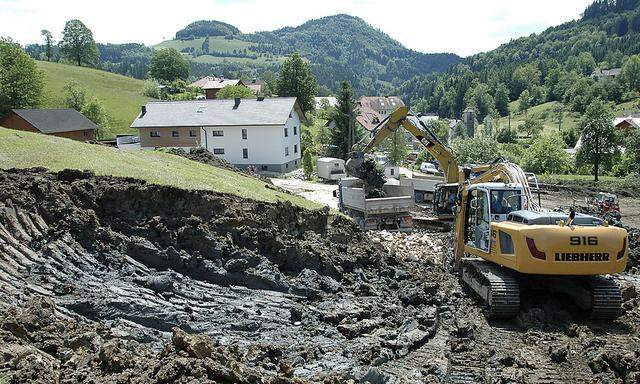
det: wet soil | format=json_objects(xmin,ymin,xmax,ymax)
[{"xmin": 0, "ymin": 168, "xmax": 639, "ymax": 383}]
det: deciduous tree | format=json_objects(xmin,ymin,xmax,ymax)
[
  {"xmin": 216, "ymin": 85, "xmax": 254, "ymax": 99},
  {"xmin": 60, "ymin": 19, "xmax": 99, "ymax": 67},
  {"xmin": 0, "ymin": 38, "xmax": 43, "ymax": 116},
  {"xmin": 494, "ymin": 83, "xmax": 510, "ymax": 117},
  {"xmin": 576, "ymin": 99, "xmax": 619, "ymax": 181},
  {"xmin": 522, "ymin": 132, "xmax": 571, "ymax": 174},
  {"xmin": 277, "ymin": 53, "xmax": 317, "ymax": 113},
  {"xmin": 41, "ymin": 30, "xmax": 54, "ymax": 61},
  {"xmin": 149, "ymin": 48, "xmax": 189, "ymax": 82}
]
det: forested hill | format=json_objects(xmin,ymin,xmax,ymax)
[
  {"xmin": 399, "ymin": 0, "xmax": 640, "ymax": 121},
  {"xmin": 243, "ymin": 14, "xmax": 460, "ymax": 95}
]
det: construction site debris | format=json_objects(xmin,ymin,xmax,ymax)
[{"xmin": 0, "ymin": 168, "xmax": 639, "ymax": 382}]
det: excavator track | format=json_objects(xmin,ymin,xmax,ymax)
[
  {"xmin": 461, "ymin": 259, "xmax": 520, "ymax": 318},
  {"xmin": 585, "ymin": 276, "xmax": 623, "ymax": 319}
]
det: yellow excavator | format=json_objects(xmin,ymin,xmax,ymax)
[{"xmin": 347, "ymin": 106, "xmax": 630, "ymax": 318}]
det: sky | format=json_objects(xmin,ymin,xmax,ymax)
[{"xmin": 0, "ymin": 0, "xmax": 594, "ymax": 57}]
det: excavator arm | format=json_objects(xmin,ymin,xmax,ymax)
[{"xmin": 346, "ymin": 106, "xmax": 459, "ymax": 184}]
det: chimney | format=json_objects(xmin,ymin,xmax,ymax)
[
  {"xmin": 257, "ymin": 96, "xmax": 265, "ymax": 101},
  {"xmin": 233, "ymin": 97, "xmax": 241, "ymax": 109},
  {"xmin": 140, "ymin": 105, "xmax": 146, "ymax": 117}
]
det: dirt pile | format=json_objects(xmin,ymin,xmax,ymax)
[
  {"xmin": 0, "ymin": 297, "xmax": 306, "ymax": 383},
  {"xmin": 0, "ymin": 168, "xmax": 441, "ymax": 381},
  {"xmin": 1, "ymin": 168, "xmax": 639, "ymax": 382}
]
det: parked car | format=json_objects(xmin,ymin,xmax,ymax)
[{"xmin": 420, "ymin": 162, "xmax": 439, "ymax": 174}]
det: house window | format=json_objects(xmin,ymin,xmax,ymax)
[
  {"xmin": 242, "ymin": 148, "xmax": 248, "ymax": 159},
  {"xmin": 212, "ymin": 130, "xmax": 224, "ymax": 136},
  {"xmin": 285, "ymin": 146, "xmax": 289, "ymax": 156},
  {"xmin": 83, "ymin": 131, "xmax": 88, "ymax": 137},
  {"xmin": 189, "ymin": 130, "xmax": 196, "ymax": 137},
  {"xmin": 150, "ymin": 131, "xmax": 160, "ymax": 137},
  {"xmin": 294, "ymin": 144, "xmax": 298, "ymax": 154},
  {"xmin": 172, "ymin": 131, "xmax": 179, "ymax": 137},
  {"xmin": 284, "ymin": 127, "xmax": 288, "ymax": 137},
  {"xmin": 294, "ymin": 126, "xmax": 297, "ymax": 135},
  {"xmin": 261, "ymin": 165, "xmax": 268, "ymax": 171},
  {"xmin": 213, "ymin": 148, "xmax": 225, "ymax": 155},
  {"xmin": 242, "ymin": 129, "xmax": 247, "ymax": 139}
]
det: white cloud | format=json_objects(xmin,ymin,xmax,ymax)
[{"xmin": 0, "ymin": 0, "xmax": 593, "ymax": 56}]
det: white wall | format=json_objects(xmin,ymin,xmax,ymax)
[{"xmin": 201, "ymin": 107, "xmax": 302, "ymax": 166}]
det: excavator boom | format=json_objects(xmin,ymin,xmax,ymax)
[{"xmin": 346, "ymin": 106, "xmax": 459, "ymax": 184}]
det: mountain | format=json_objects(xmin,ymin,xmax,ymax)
[
  {"xmin": 175, "ymin": 20, "xmax": 241, "ymax": 39},
  {"xmin": 158, "ymin": 15, "xmax": 461, "ymax": 95},
  {"xmin": 399, "ymin": 0, "xmax": 640, "ymax": 121},
  {"xmin": 243, "ymin": 15, "xmax": 460, "ymax": 94}
]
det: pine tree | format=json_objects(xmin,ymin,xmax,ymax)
[{"xmin": 328, "ymin": 81, "xmax": 362, "ymax": 160}]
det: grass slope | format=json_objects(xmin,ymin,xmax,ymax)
[
  {"xmin": 0, "ymin": 127, "xmax": 321, "ymax": 210},
  {"xmin": 156, "ymin": 36, "xmax": 286, "ymax": 66},
  {"xmin": 37, "ymin": 61, "xmax": 150, "ymax": 139},
  {"xmin": 492, "ymin": 101, "xmax": 580, "ymax": 136},
  {"xmin": 157, "ymin": 36, "xmax": 252, "ymax": 52}
]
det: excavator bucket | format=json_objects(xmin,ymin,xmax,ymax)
[{"xmin": 345, "ymin": 151, "xmax": 365, "ymax": 175}]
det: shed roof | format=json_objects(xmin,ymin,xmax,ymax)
[
  {"xmin": 131, "ymin": 97, "xmax": 306, "ymax": 128},
  {"xmin": 9, "ymin": 109, "xmax": 98, "ymax": 134}
]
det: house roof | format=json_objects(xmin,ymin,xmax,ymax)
[
  {"xmin": 9, "ymin": 109, "xmax": 98, "ymax": 133},
  {"xmin": 190, "ymin": 76, "xmax": 218, "ymax": 88},
  {"xmin": 202, "ymin": 79, "xmax": 244, "ymax": 90},
  {"xmin": 131, "ymin": 97, "xmax": 306, "ymax": 128},
  {"xmin": 358, "ymin": 96, "xmax": 404, "ymax": 112}
]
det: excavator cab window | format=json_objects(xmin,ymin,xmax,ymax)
[
  {"xmin": 489, "ymin": 189, "xmax": 522, "ymax": 221},
  {"xmin": 466, "ymin": 189, "xmax": 491, "ymax": 252}
]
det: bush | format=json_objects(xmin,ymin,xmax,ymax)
[
  {"xmin": 495, "ymin": 127, "xmax": 518, "ymax": 143},
  {"xmin": 451, "ymin": 137, "xmax": 502, "ymax": 164},
  {"xmin": 561, "ymin": 126, "xmax": 580, "ymax": 147},
  {"xmin": 142, "ymin": 80, "xmax": 161, "ymax": 99},
  {"xmin": 521, "ymin": 133, "xmax": 572, "ymax": 174},
  {"xmin": 518, "ymin": 115, "xmax": 543, "ymax": 137},
  {"xmin": 303, "ymin": 150, "xmax": 314, "ymax": 180}
]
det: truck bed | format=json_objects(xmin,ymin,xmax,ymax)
[{"xmin": 340, "ymin": 178, "xmax": 414, "ymax": 214}]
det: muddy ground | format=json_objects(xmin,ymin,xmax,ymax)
[{"xmin": 0, "ymin": 168, "xmax": 639, "ymax": 383}]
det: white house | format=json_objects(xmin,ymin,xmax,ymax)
[{"xmin": 131, "ymin": 97, "xmax": 306, "ymax": 173}]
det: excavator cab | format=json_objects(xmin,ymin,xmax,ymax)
[
  {"xmin": 464, "ymin": 183, "xmax": 524, "ymax": 252},
  {"xmin": 433, "ymin": 183, "xmax": 458, "ymax": 220}
]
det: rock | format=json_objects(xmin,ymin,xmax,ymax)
[
  {"xmin": 171, "ymin": 327, "xmax": 214, "ymax": 359},
  {"xmin": 549, "ymin": 344, "xmax": 568, "ymax": 363}
]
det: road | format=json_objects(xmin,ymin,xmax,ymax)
[{"xmin": 271, "ymin": 178, "xmax": 339, "ymax": 209}]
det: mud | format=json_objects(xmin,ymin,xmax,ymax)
[{"xmin": 0, "ymin": 167, "xmax": 639, "ymax": 383}]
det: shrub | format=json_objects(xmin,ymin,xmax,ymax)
[{"xmin": 521, "ymin": 133, "xmax": 572, "ymax": 174}]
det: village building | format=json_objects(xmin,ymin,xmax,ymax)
[
  {"xmin": 592, "ymin": 68, "xmax": 622, "ymax": 81},
  {"xmin": 244, "ymin": 78, "xmax": 264, "ymax": 94},
  {"xmin": 190, "ymin": 76, "xmax": 247, "ymax": 99},
  {"xmin": 131, "ymin": 97, "xmax": 305, "ymax": 173},
  {"xmin": 0, "ymin": 109, "xmax": 97, "ymax": 141},
  {"xmin": 356, "ymin": 96, "xmax": 405, "ymax": 133}
]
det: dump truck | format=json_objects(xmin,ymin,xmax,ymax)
[
  {"xmin": 335, "ymin": 177, "xmax": 414, "ymax": 231},
  {"xmin": 316, "ymin": 157, "xmax": 346, "ymax": 181}
]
